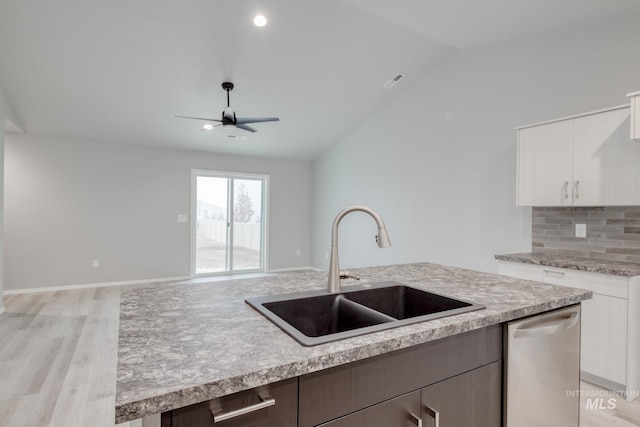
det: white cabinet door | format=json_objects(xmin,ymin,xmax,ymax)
[
  {"xmin": 573, "ymin": 107, "xmax": 640, "ymax": 206},
  {"xmin": 517, "ymin": 120, "xmax": 574, "ymax": 206},
  {"xmin": 580, "ymin": 294, "xmax": 628, "ymax": 385}
]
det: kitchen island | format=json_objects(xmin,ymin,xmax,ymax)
[{"xmin": 115, "ymin": 262, "xmax": 591, "ymax": 424}]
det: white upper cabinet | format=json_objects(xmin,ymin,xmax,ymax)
[
  {"xmin": 516, "ymin": 105, "xmax": 639, "ymax": 207},
  {"xmin": 573, "ymin": 107, "xmax": 640, "ymax": 206},
  {"xmin": 517, "ymin": 119, "xmax": 573, "ymax": 206},
  {"xmin": 628, "ymin": 91, "xmax": 640, "ymax": 140}
]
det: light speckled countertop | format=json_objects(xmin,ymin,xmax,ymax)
[
  {"xmin": 495, "ymin": 253, "xmax": 640, "ymax": 277},
  {"xmin": 115, "ymin": 262, "xmax": 591, "ymax": 423}
]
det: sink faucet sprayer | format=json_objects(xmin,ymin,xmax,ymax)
[{"xmin": 327, "ymin": 206, "xmax": 391, "ymax": 293}]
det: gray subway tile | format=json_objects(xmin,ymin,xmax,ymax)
[
  {"xmin": 587, "ymin": 239, "xmax": 624, "ymax": 248},
  {"xmin": 605, "ymin": 206, "xmax": 640, "ymax": 212},
  {"xmin": 559, "ymin": 211, "xmax": 589, "ymax": 218},
  {"xmin": 588, "ymin": 252, "xmax": 627, "ymax": 262},
  {"xmin": 607, "ymin": 219, "xmax": 640, "ymax": 226},
  {"xmin": 606, "ymin": 247, "xmax": 640, "ymax": 255},
  {"xmin": 589, "ymin": 211, "xmax": 625, "ymax": 219},
  {"xmin": 532, "ymin": 247, "xmax": 560, "ymax": 255},
  {"xmin": 533, "ymin": 224, "xmax": 560, "ymax": 231},
  {"xmin": 544, "ymin": 217, "xmax": 575, "ymax": 225},
  {"xmin": 558, "ymin": 249, "xmax": 589, "ymax": 257}
]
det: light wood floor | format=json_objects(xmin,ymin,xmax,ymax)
[
  {"xmin": 580, "ymin": 381, "xmax": 640, "ymax": 426},
  {"xmin": 0, "ymin": 286, "xmax": 129, "ymax": 427},
  {"xmin": 1, "ymin": 283, "xmax": 639, "ymax": 426}
]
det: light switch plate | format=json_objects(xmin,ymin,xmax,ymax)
[
  {"xmin": 177, "ymin": 214, "xmax": 188, "ymax": 223},
  {"xmin": 575, "ymin": 224, "xmax": 587, "ymax": 238}
]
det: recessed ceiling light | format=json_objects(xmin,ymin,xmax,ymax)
[
  {"xmin": 202, "ymin": 124, "xmax": 214, "ymax": 131},
  {"xmin": 253, "ymin": 15, "xmax": 267, "ymax": 27}
]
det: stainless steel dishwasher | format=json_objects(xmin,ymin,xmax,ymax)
[{"xmin": 504, "ymin": 304, "xmax": 581, "ymax": 426}]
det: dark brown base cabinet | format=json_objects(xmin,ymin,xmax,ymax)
[
  {"xmin": 316, "ymin": 391, "xmax": 422, "ymax": 427},
  {"xmin": 420, "ymin": 361, "xmax": 502, "ymax": 427},
  {"xmin": 315, "ymin": 361, "xmax": 501, "ymax": 427},
  {"xmin": 163, "ymin": 325, "xmax": 502, "ymax": 427},
  {"xmin": 161, "ymin": 378, "xmax": 297, "ymax": 427}
]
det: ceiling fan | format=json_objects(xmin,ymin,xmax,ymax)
[{"xmin": 176, "ymin": 82, "xmax": 279, "ymax": 133}]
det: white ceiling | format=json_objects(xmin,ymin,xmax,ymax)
[{"xmin": 1, "ymin": 0, "xmax": 640, "ymax": 160}]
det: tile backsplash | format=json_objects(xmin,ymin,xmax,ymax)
[{"xmin": 532, "ymin": 206, "xmax": 640, "ymax": 263}]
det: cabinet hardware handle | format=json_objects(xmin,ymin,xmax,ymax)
[
  {"xmin": 564, "ymin": 181, "xmax": 569, "ymax": 200},
  {"xmin": 543, "ymin": 269, "xmax": 565, "ymax": 277},
  {"xmin": 211, "ymin": 392, "xmax": 275, "ymax": 423},
  {"xmin": 575, "ymin": 180, "xmax": 580, "ymax": 199},
  {"xmin": 424, "ymin": 405, "xmax": 440, "ymax": 427},
  {"xmin": 409, "ymin": 412, "xmax": 423, "ymax": 427}
]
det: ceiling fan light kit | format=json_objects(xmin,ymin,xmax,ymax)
[{"xmin": 176, "ymin": 82, "xmax": 279, "ymax": 133}]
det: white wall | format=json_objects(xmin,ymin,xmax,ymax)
[
  {"xmin": 4, "ymin": 135, "xmax": 312, "ymax": 290},
  {"xmin": 312, "ymin": 17, "xmax": 640, "ymax": 273}
]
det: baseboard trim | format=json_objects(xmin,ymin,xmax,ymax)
[
  {"xmin": 267, "ymin": 266, "xmax": 323, "ymax": 273},
  {"xmin": 2, "ymin": 276, "xmax": 190, "ymax": 296},
  {"xmin": 581, "ymin": 371, "xmax": 626, "ymax": 393},
  {"xmin": 2, "ymin": 267, "xmax": 324, "ymax": 296}
]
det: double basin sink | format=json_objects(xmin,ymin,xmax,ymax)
[{"xmin": 245, "ymin": 281, "xmax": 485, "ymax": 346}]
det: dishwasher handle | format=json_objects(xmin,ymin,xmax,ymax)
[{"xmin": 513, "ymin": 311, "xmax": 579, "ymax": 339}]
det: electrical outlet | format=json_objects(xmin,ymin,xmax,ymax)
[
  {"xmin": 177, "ymin": 214, "xmax": 188, "ymax": 223},
  {"xmin": 92, "ymin": 259, "xmax": 100, "ymax": 268},
  {"xmin": 575, "ymin": 224, "xmax": 587, "ymax": 238},
  {"xmin": 296, "ymin": 249, "xmax": 301, "ymax": 256}
]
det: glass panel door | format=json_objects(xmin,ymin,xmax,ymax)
[
  {"xmin": 193, "ymin": 171, "xmax": 266, "ymax": 276},
  {"xmin": 195, "ymin": 176, "xmax": 229, "ymax": 274},
  {"xmin": 232, "ymin": 179, "xmax": 264, "ymax": 271}
]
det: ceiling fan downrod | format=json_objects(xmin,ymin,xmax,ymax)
[{"xmin": 222, "ymin": 82, "xmax": 234, "ymax": 107}]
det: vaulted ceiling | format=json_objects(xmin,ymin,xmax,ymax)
[{"xmin": 2, "ymin": 0, "xmax": 640, "ymax": 160}]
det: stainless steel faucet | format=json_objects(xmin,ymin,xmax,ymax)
[{"xmin": 327, "ymin": 206, "xmax": 391, "ymax": 293}]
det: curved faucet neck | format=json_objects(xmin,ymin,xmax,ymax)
[
  {"xmin": 331, "ymin": 206, "xmax": 385, "ymax": 247},
  {"xmin": 327, "ymin": 206, "xmax": 391, "ymax": 293}
]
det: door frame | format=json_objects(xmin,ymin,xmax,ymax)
[{"xmin": 190, "ymin": 169, "xmax": 270, "ymax": 277}]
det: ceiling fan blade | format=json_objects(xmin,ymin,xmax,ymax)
[
  {"xmin": 235, "ymin": 123, "xmax": 258, "ymax": 133},
  {"xmin": 200, "ymin": 123, "xmax": 223, "ymax": 131},
  {"xmin": 175, "ymin": 115, "xmax": 223, "ymax": 122},
  {"xmin": 235, "ymin": 117, "xmax": 280, "ymax": 124}
]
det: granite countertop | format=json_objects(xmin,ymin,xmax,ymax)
[
  {"xmin": 495, "ymin": 252, "xmax": 640, "ymax": 277},
  {"xmin": 115, "ymin": 262, "xmax": 591, "ymax": 423}
]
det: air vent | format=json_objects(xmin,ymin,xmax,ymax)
[
  {"xmin": 382, "ymin": 73, "xmax": 405, "ymax": 89},
  {"xmin": 227, "ymin": 134, "xmax": 247, "ymax": 141}
]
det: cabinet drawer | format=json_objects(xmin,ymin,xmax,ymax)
[
  {"xmin": 162, "ymin": 378, "xmax": 297, "ymax": 427},
  {"xmin": 498, "ymin": 261, "xmax": 628, "ymax": 298},
  {"xmin": 317, "ymin": 390, "xmax": 421, "ymax": 427},
  {"xmin": 298, "ymin": 325, "xmax": 501, "ymax": 427}
]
